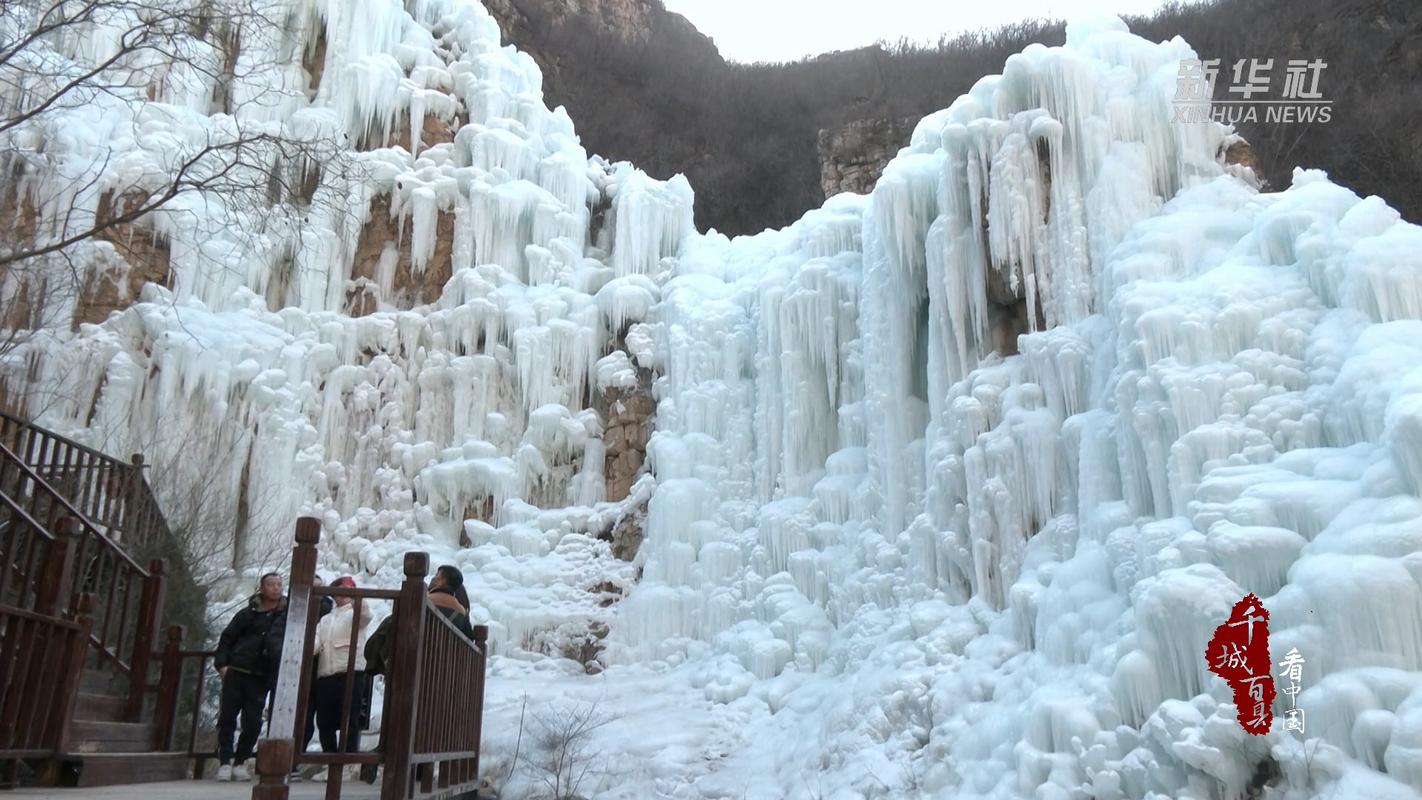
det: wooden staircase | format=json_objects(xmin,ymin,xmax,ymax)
[
  {"xmin": 0, "ymin": 412, "xmax": 196, "ymax": 789},
  {"xmin": 54, "ymin": 668, "xmax": 189, "ymax": 787}
]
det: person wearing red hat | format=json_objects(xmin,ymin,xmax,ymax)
[{"xmin": 308, "ymin": 575, "xmax": 374, "ymax": 774}]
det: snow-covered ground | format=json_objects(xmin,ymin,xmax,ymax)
[{"xmin": 5, "ymin": 0, "xmax": 1422, "ymax": 797}]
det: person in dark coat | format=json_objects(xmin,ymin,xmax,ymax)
[
  {"xmin": 253, "ymin": 573, "xmax": 335, "ymax": 776},
  {"xmin": 213, "ymin": 572, "xmax": 286, "ymax": 781},
  {"xmin": 356, "ymin": 566, "xmax": 472, "ymax": 786},
  {"xmin": 428, "ymin": 565, "xmax": 475, "ymax": 638},
  {"xmin": 363, "ymin": 565, "xmax": 474, "ymax": 677}
]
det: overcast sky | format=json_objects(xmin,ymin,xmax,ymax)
[{"xmin": 660, "ymin": 0, "xmax": 1197, "ymax": 63}]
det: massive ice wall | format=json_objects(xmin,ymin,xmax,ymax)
[
  {"xmin": 1, "ymin": 0, "xmax": 687, "ymax": 592},
  {"xmin": 6, "ymin": 2, "xmax": 1422, "ymax": 797}
]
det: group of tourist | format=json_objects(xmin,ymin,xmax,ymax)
[{"xmin": 210, "ymin": 564, "xmax": 475, "ymax": 782}]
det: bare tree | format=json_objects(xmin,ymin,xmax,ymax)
[{"xmin": 0, "ymin": 0, "xmax": 357, "ymax": 370}]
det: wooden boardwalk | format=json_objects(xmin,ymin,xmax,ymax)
[{"xmin": 1, "ymin": 780, "xmax": 381, "ymax": 799}]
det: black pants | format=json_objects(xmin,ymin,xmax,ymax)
[
  {"xmin": 216, "ymin": 670, "xmax": 269, "ymax": 765},
  {"xmin": 300, "ymin": 664, "xmax": 319, "ymax": 753},
  {"xmin": 314, "ymin": 671, "xmax": 366, "ymax": 753}
]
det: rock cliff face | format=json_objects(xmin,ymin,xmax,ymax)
[
  {"xmin": 482, "ymin": 0, "xmax": 720, "ymax": 99},
  {"xmin": 817, "ymin": 116, "xmax": 918, "ymax": 198}
]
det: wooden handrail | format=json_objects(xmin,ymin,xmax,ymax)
[
  {"xmin": 0, "ymin": 601, "xmax": 87, "ymax": 629},
  {"xmin": 0, "ymin": 411, "xmax": 119, "ymax": 463},
  {"xmin": 251, "ymin": 518, "xmax": 489, "ymax": 800},
  {"xmin": 0, "ymin": 436, "xmax": 165, "ymax": 721},
  {"xmin": 0, "ymin": 593, "xmax": 96, "ymax": 770},
  {"xmin": 0, "ymin": 439, "xmax": 147, "ymax": 574},
  {"xmin": 151, "ymin": 625, "xmax": 222, "ymax": 772},
  {"xmin": 0, "ymin": 410, "xmax": 176, "ymax": 555}
]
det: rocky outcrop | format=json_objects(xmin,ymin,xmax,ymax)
[
  {"xmin": 0, "ymin": 187, "xmax": 172, "ymax": 332},
  {"xmin": 482, "ymin": 0, "xmax": 719, "ymax": 101},
  {"xmin": 1221, "ymin": 136, "xmax": 1266, "ymax": 189},
  {"xmin": 817, "ymin": 116, "xmax": 919, "ymax": 198},
  {"xmin": 601, "ymin": 374, "xmax": 653, "ymax": 504},
  {"xmin": 345, "ymin": 195, "xmax": 455, "ymax": 315}
]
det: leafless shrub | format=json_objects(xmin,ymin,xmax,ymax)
[{"xmin": 526, "ymin": 700, "xmax": 618, "ymax": 800}]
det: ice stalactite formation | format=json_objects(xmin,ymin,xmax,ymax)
[{"xmin": 6, "ymin": 3, "xmax": 1422, "ymax": 798}]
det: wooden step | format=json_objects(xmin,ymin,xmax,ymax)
[
  {"xmin": 68, "ymin": 719, "xmax": 156, "ymax": 754},
  {"xmin": 59, "ymin": 752, "xmax": 192, "ymax": 787},
  {"xmin": 75, "ymin": 690, "xmax": 129, "ymax": 722},
  {"xmin": 80, "ymin": 667, "xmax": 124, "ymax": 694}
]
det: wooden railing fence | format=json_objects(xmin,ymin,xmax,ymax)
[
  {"xmin": 0, "ymin": 411, "xmax": 173, "ymax": 558},
  {"xmin": 251, "ymin": 518, "xmax": 488, "ymax": 800},
  {"xmin": 0, "ymin": 436, "xmax": 165, "ymax": 723},
  {"xmin": 151, "ymin": 625, "xmax": 220, "ymax": 769}
]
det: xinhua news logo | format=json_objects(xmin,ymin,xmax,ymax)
[{"xmin": 1173, "ymin": 58, "xmax": 1332, "ymax": 124}]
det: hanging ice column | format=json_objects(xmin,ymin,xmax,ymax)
[
  {"xmin": 855, "ymin": 19, "xmax": 1237, "ymax": 609},
  {"xmin": 608, "ymin": 165, "xmax": 696, "ymax": 278}
]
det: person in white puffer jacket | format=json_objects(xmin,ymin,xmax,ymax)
[{"xmin": 311, "ymin": 576, "xmax": 374, "ymax": 755}]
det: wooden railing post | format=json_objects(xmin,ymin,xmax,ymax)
[
  {"xmin": 34, "ymin": 516, "xmax": 78, "ymax": 616},
  {"xmin": 50, "ymin": 595, "xmax": 95, "ymax": 759},
  {"xmin": 126, "ymin": 557, "xmax": 166, "ymax": 721},
  {"xmin": 124, "ymin": 453, "xmax": 145, "ymax": 546},
  {"xmin": 251, "ymin": 739, "xmax": 295, "ymax": 800},
  {"xmin": 250, "ymin": 517, "xmax": 320, "ymax": 800},
  {"xmin": 152, "ymin": 625, "xmax": 185, "ymax": 751},
  {"xmin": 472, "ymin": 624, "xmax": 489, "ymax": 778},
  {"xmin": 381, "ymin": 552, "xmax": 430, "ymax": 800}
]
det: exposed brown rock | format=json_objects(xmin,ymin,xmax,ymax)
[
  {"xmin": 608, "ymin": 496, "xmax": 647, "ymax": 561},
  {"xmin": 457, "ymin": 497, "xmax": 497, "ymax": 547},
  {"xmin": 390, "ymin": 113, "xmax": 460, "ymax": 156},
  {"xmin": 0, "ymin": 187, "xmax": 42, "ymax": 330},
  {"xmin": 349, "ymin": 193, "xmax": 455, "ymax": 312},
  {"xmin": 522, "ymin": 618, "xmax": 612, "ymax": 674},
  {"xmin": 0, "ymin": 187, "xmax": 171, "ymax": 330},
  {"xmin": 601, "ymin": 374, "xmax": 653, "ymax": 503},
  {"xmin": 344, "ymin": 280, "xmax": 378, "ymax": 318},
  {"xmin": 75, "ymin": 192, "xmax": 173, "ymax": 328},
  {"xmin": 589, "ymin": 580, "xmax": 623, "ymax": 607},
  {"xmin": 817, "ymin": 116, "xmax": 919, "ymax": 197},
  {"xmin": 304, "ymin": 28, "xmax": 327, "ymax": 95},
  {"xmin": 1222, "ymin": 137, "xmax": 1267, "ymax": 188}
]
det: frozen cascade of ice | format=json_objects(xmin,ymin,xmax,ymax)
[{"xmin": 7, "ymin": 4, "xmax": 1422, "ymax": 798}]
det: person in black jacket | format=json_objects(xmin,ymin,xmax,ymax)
[
  {"xmin": 253, "ymin": 575, "xmax": 335, "ymax": 783},
  {"xmin": 429, "ymin": 565, "xmax": 475, "ymax": 638},
  {"xmin": 355, "ymin": 567, "xmax": 471, "ymax": 787},
  {"xmin": 213, "ymin": 572, "xmax": 286, "ymax": 781}
]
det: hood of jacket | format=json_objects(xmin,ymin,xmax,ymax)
[
  {"xmin": 247, "ymin": 593, "xmax": 288, "ymax": 613},
  {"xmin": 428, "ymin": 587, "xmax": 468, "ymax": 616}
]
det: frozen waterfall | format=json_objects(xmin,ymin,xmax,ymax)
[{"xmin": 4, "ymin": 1, "xmax": 1422, "ymax": 797}]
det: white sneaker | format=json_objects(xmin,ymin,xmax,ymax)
[
  {"xmin": 215, "ymin": 764, "xmax": 233, "ymax": 781},
  {"xmin": 231, "ymin": 763, "xmax": 250, "ymax": 781},
  {"xmin": 299, "ymin": 763, "xmax": 327, "ymax": 782}
]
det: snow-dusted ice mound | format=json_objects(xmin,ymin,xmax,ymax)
[{"xmin": 5, "ymin": 1, "xmax": 1422, "ymax": 797}]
